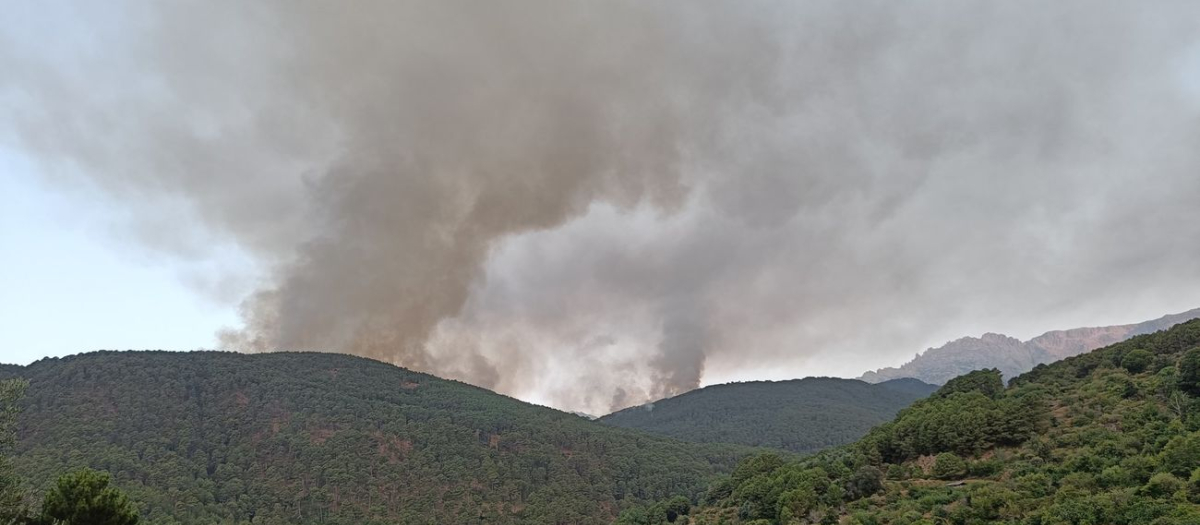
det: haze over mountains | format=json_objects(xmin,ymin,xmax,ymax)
[{"xmin": 859, "ymin": 307, "xmax": 1200, "ymax": 385}]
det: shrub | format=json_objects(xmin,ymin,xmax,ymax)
[
  {"xmin": 1159, "ymin": 433, "xmax": 1200, "ymax": 477},
  {"xmin": 967, "ymin": 458, "xmax": 1003, "ymax": 478},
  {"xmin": 1099, "ymin": 466, "xmax": 1131, "ymax": 488},
  {"xmin": 662, "ymin": 496, "xmax": 690, "ymax": 523},
  {"xmin": 1141, "ymin": 473, "xmax": 1184, "ymax": 498},
  {"xmin": 845, "ymin": 466, "xmax": 884, "ymax": 501},
  {"xmin": 1122, "ymin": 349, "xmax": 1154, "ymax": 374},
  {"xmin": 932, "ymin": 453, "xmax": 967, "ymax": 480},
  {"xmin": 1189, "ymin": 467, "xmax": 1200, "ymax": 503}
]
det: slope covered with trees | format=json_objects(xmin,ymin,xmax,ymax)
[
  {"xmin": 5, "ymin": 378, "xmax": 145, "ymax": 525},
  {"xmin": 1, "ymin": 378, "xmax": 26, "ymax": 524},
  {"xmin": 5, "ymin": 351, "xmax": 752, "ymax": 525},
  {"xmin": 0, "ymin": 365, "xmax": 21, "ymax": 382},
  {"xmin": 621, "ymin": 319, "xmax": 1200, "ymax": 524},
  {"xmin": 599, "ymin": 378, "xmax": 937, "ymax": 454}
]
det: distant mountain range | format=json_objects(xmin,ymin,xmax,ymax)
[
  {"xmin": 599, "ymin": 377, "xmax": 937, "ymax": 454},
  {"xmin": 859, "ymin": 307, "xmax": 1200, "ymax": 385}
]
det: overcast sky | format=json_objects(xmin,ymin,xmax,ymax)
[{"xmin": 3, "ymin": 1, "xmax": 1200, "ymax": 414}]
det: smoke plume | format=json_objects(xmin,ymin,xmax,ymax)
[{"xmin": 4, "ymin": 1, "xmax": 1200, "ymax": 413}]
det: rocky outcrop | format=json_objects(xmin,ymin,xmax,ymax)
[{"xmin": 860, "ymin": 308, "xmax": 1200, "ymax": 385}]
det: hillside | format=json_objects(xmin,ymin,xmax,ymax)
[
  {"xmin": 0, "ymin": 365, "xmax": 20, "ymax": 381},
  {"xmin": 620, "ymin": 319, "xmax": 1200, "ymax": 524},
  {"xmin": 599, "ymin": 378, "xmax": 937, "ymax": 454},
  {"xmin": 860, "ymin": 307, "xmax": 1200, "ymax": 385},
  {"xmin": 4, "ymin": 351, "xmax": 752, "ymax": 525}
]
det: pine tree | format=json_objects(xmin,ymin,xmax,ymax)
[
  {"xmin": 35, "ymin": 469, "xmax": 139, "ymax": 525},
  {"xmin": 0, "ymin": 380, "xmax": 28, "ymax": 525}
]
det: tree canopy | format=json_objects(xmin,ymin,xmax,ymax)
[
  {"xmin": 1, "ymin": 379, "xmax": 28, "ymax": 525},
  {"xmin": 600, "ymin": 378, "xmax": 936, "ymax": 454},
  {"xmin": 35, "ymin": 469, "xmax": 139, "ymax": 525},
  {"xmin": 5, "ymin": 351, "xmax": 753, "ymax": 524},
  {"xmin": 622, "ymin": 319, "xmax": 1200, "ymax": 524}
]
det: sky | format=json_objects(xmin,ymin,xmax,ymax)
[
  {"xmin": 0, "ymin": 148, "xmax": 245, "ymax": 366},
  {"xmin": 3, "ymin": 1, "xmax": 1200, "ymax": 415}
]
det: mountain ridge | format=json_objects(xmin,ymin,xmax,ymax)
[
  {"xmin": 599, "ymin": 376, "xmax": 938, "ymax": 454},
  {"xmin": 860, "ymin": 307, "xmax": 1200, "ymax": 385}
]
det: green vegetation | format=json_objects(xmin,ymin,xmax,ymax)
[
  {"xmin": 868, "ymin": 370, "xmax": 1044, "ymax": 461},
  {"xmin": 0, "ymin": 367, "xmax": 21, "ymax": 383},
  {"xmin": 930, "ymin": 369, "xmax": 1004, "ymax": 399},
  {"xmin": 34, "ymin": 469, "xmax": 140, "ymax": 525},
  {"xmin": 2, "ymin": 379, "xmax": 28, "ymax": 524},
  {"xmin": 1179, "ymin": 348, "xmax": 1200, "ymax": 396},
  {"xmin": 12, "ymin": 319, "xmax": 1200, "ymax": 524},
  {"xmin": 6, "ymin": 351, "xmax": 752, "ymax": 524},
  {"xmin": 621, "ymin": 319, "xmax": 1200, "ymax": 524},
  {"xmin": 4, "ymin": 378, "xmax": 141, "ymax": 525},
  {"xmin": 1121, "ymin": 349, "xmax": 1153, "ymax": 374},
  {"xmin": 930, "ymin": 453, "xmax": 965, "ymax": 480},
  {"xmin": 600, "ymin": 378, "xmax": 937, "ymax": 454}
]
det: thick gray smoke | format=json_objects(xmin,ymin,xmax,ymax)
[{"xmin": 4, "ymin": 1, "xmax": 1200, "ymax": 413}]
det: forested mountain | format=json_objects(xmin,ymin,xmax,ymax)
[
  {"xmin": 620, "ymin": 319, "xmax": 1200, "ymax": 524},
  {"xmin": 599, "ymin": 378, "xmax": 937, "ymax": 454},
  {"xmin": 860, "ymin": 308, "xmax": 1200, "ymax": 385},
  {"xmin": 3, "ymin": 351, "xmax": 753, "ymax": 525},
  {"xmin": 0, "ymin": 365, "xmax": 21, "ymax": 381}
]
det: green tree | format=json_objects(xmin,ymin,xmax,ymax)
[
  {"xmin": 1141, "ymin": 472, "xmax": 1183, "ymax": 498},
  {"xmin": 1121, "ymin": 349, "xmax": 1153, "ymax": 374},
  {"xmin": 1180, "ymin": 348, "xmax": 1200, "ymax": 396},
  {"xmin": 844, "ymin": 466, "xmax": 884, "ymax": 501},
  {"xmin": 627, "ymin": 320, "xmax": 1200, "ymax": 525},
  {"xmin": 661, "ymin": 495, "xmax": 690, "ymax": 523},
  {"xmin": 35, "ymin": 469, "xmax": 139, "ymax": 525},
  {"xmin": 778, "ymin": 485, "xmax": 818, "ymax": 522},
  {"xmin": 1, "ymin": 379, "xmax": 28, "ymax": 525},
  {"xmin": 934, "ymin": 369, "xmax": 1004, "ymax": 399},
  {"xmin": 1159, "ymin": 433, "xmax": 1200, "ymax": 477},
  {"xmin": 1189, "ymin": 468, "xmax": 1200, "ymax": 503},
  {"xmin": 932, "ymin": 453, "xmax": 967, "ymax": 480}
]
